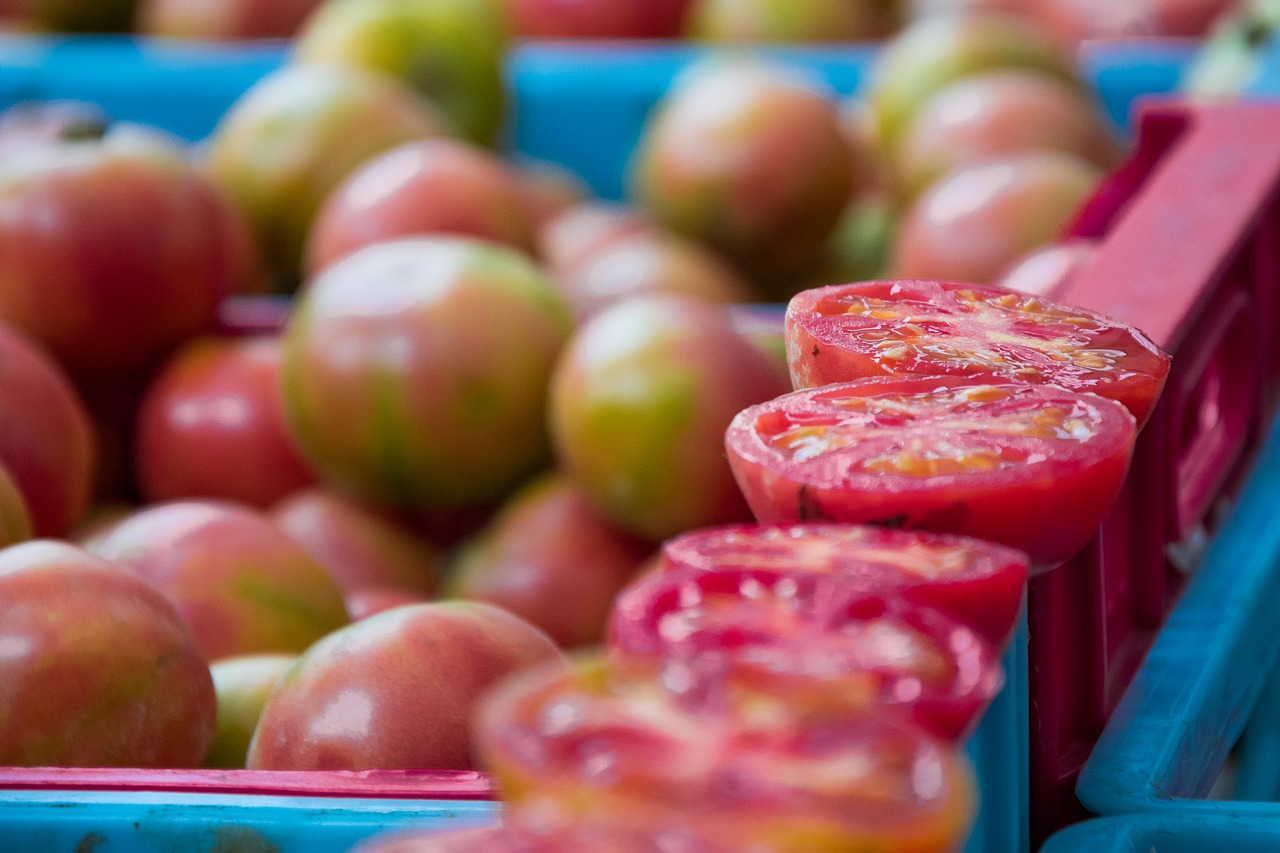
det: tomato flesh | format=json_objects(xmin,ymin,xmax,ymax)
[
  {"xmin": 659, "ymin": 523, "xmax": 1028, "ymax": 647},
  {"xmin": 609, "ymin": 568, "xmax": 1002, "ymax": 739},
  {"xmin": 476, "ymin": 653, "xmax": 976, "ymax": 853},
  {"xmin": 786, "ymin": 280, "xmax": 1170, "ymax": 427},
  {"xmin": 725, "ymin": 376, "xmax": 1136, "ymax": 569}
]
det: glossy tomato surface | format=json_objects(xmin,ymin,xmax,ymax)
[
  {"xmin": 135, "ymin": 335, "xmax": 316, "ymax": 508},
  {"xmin": 786, "ymin": 279, "xmax": 1171, "ymax": 427},
  {"xmin": 0, "ymin": 322, "xmax": 95, "ymax": 537},
  {"xmin": 725, "ymin": 376, "xmax": 1137, "ymax": 569},
  {"xmin": 659, "ymin": 523, "xmax": 1028, "ymax": 646},
  {"xmin": 476, "ymin": 653, "xmax": 976, "ymax": 853},
  {"xmin": 0, "ymin": 540, "xmax": 215, "ymax": 767},
  {"xmin": 609, "ymin": 567, "xmax": 1002, "ymax": 739}
]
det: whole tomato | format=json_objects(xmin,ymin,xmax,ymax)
[
  {"xmin": 446, "ymin": 470, "xmax": 653, "ymax": 648},
  {"xmin": 271, "ymin": 486, "xmax": 443, "ymax": 599},
  {"xmin": 247, "ymin": 601, "xmax": 564, "ymax": 771},
  {"xmin": 0, "ymin": 124, "xmax": 260, "ymax": 382},
  {"xmin": 889, "ymin": 150, "xmax": 1102, "ymax": 285},
  {"xmin": 631, "ymin": 58, "xmax": 853, "ymax": 291},
  {"xmin": 0, "ymin": 540, "xmax": 215, "ymax": 767},
  {"xmin": 282, "ymin": 236, "xmax": 575, "ymax": 510},
  {"xmin": 135, "ymin": 335, "xmax": 316, "ymax": 509},
  {"xmin": 0, "ymin": 321, "xmax": 94, "ymax": 537},
  {"xmin": 306, "ymin": 138, "xmax": 539, "ymax": 276},
  {"xmin": 205, "ymin": 64, "xmax": 449, "ymax": 288},
  {"xmin": 91, "ymin": 500, "xmax": 349, "ymax": 662},
  {"xmin": 548, "ymin": 294, "xmax": 791, "ymax": 542},
  {"xmin": 293, "ymin": 0, "xmax": 509, "ymax": 146},
  {"xmin": 894, "ymin": 69, "xmax": 1120, "ymax": 199}
]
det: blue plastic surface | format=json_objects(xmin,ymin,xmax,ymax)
[
  {"xmin": 1076, "ymin": 412, "xmax": 1280, "ymax": 815},
  {"xmin": 1042, "ymin": 812, "xmax": 1280, "ymax": 853},
  {"xmin": 0, "ymin": 36, "xmax": 1201, "ymax": 853}
]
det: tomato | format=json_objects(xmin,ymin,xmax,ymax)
[
  {"xmin": 507, "ymin": 0, "xmax": 692, "ymax": 39},
  {"xmin": 630, "ymin": 58, "xmax": 853, "ymax": 292},
  {"xmin": 786, "ymin": 279, "xmax": 1171, "ymax": 427},
  {"xmin": 136, "ymin": 0, "xmax": 322, "ymax": 38},
  {"xmin": 684, "ymin": 0, "xmax": 898, "ymax": 41},
  {"xmin": 725, "ymin": 376, "xmax": 1137, "ymax": 569},
  {"xmin": 658, "ymin": 523, "xmax": 1028, "ymax": 646},
  {"xmin": 91, "ymin": 500, "xmax": 349, "ymax": 662},
  {"xmin": 894, "ymin": 69, "xmax": 1120, "ymax": 200},
  {"xmin": 538, "ymin": 203, "xmax": 658, "ymax": 275},
  {"xmin": 305, "ymin": 138, "xmax": 539, "ymax": 276},
  {"xmin": 609, "ymin": 567, "xmax": 1002, "ymax": 739},
  {"xmin": 247, "ymin": 601, "xmax": 563, "ymax": 771},
  {"xmin": 282, "ymin": 236, "xmax": 574, "ymax": 509},
  {"xmin": 135, "ymin": 335, "xmax": 317, "ymax": 509},
  {"xmin": 996, "ymin": 238, "xmax": 1099, "ymax": 298},
  {"xmin": 445, "ymin": 471, "xmax": 652, "ymax": 648},
  {"xmin": 0, "ymin": 322, "xmax": 95, "ymax": 537},
  {"xmin": 889, "ymin": 150, "xmax": 1102, "ymax": 285},
  {"xmin": 0, "ymin": 540, "xmax": 215, "ymax": 767},
  {"xmin": 475, "ymin": 653, "xmax": 976, "ymax": 853},
  {"xmin": 548, "ymin": 294, "xmax": 791, "ymax": 542}
]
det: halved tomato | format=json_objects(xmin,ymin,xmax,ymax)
[
  {"xmin": 609, "ymin": 567, "xmax": 1003, "ymax": 740},
  {"xmin": 724, "ymin": 376, "xmax": 1136, "ymax": 570},
  {"xmin": 786, "ymin": 280, "xmax": 1170, "ymax": 428},
  {"xmin": 657, "ymin": 523, "xmax": 1028, "ymax": 646},
  {"xmin": 475, "ymin": 653, "xmax": 976, "ymax": 853}
]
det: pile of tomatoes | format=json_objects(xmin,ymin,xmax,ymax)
[{"xmin": 0, "ymin": 3, "xmax": 1181, "ymax": 852}]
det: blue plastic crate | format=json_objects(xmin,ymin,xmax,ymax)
[
  {"xmin": 0, "ymin": 36, "xmax": 1202, "ymax": 853},
  {"xmin": 1042, "ymin": 812, "xmax": 1280, "ymax": 853},
  {"xmin": 1074, "ymin": 410, "xmax": 1280, "ymax": 818}
]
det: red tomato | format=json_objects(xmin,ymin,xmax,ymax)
[
  {"xmin": 0, "ymin": 540, "xmax": 215, "ymax": 767},
  {"xmin": 996, "ymin": 238, "xmax": 1099, "ymax": 298},
  {"xmin": 476, "ymin": 653, "xmax": 977, "ymax": 853},
  {"xmin": 506, "ymin": 0, "xmax": 692, "ymax": 39},
  {"xmin": 0, "ymin": 322, "xmax": 95, "ymax": 537},
  {"xmin": 135, "ymin": 335, "xmax": 317, "ymax": 508},
  {"xmin": 0, "ymin": 125, "xmax": 260, "ymax": 381},
  {"xmin": 786, "ymin": 279, "xmax": 1171, "ymax": 427},
  {"xmin": 305, "ymin": 138, "xmax": 540, "ymax": 276},
  {"xmin": 445, "ymin": 471, "xmax": 653, "ymax": 648},
  {"xmin": 725, "ymin": 376, "xmax": 1137, "ymax": 569},
  {"xmin": 658, "ymin": 523, "xmax": 1028, "ymax": 646},
  {"xmin": 247, "ymin": 601, "xmax": 563, "ymax": 771},
  {"xmin": 609, "ymin": 567, "xmax": 1002, "ymax": 739}
]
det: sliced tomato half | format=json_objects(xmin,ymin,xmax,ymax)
[
  {"xmin": 475, "ymin": 653, "xmax": 977, "ymax": 853},
  {"xmin": 658, "ymin": 523, "xmax": 1028, "ymax": 646},
  {"xmin": 724, "ymin": 376, "xmax": 1136, "ymax": 570},
  {"xmin": 608, "ymin": 567, "xmax": 1002, "ymax": 740},
  {"xmin": 786, "ymin": 280, "xmax": 1170, "ymax": 427}
]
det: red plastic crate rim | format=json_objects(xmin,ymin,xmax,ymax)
[{"xmin": 1027, "ymin": 98, "xmax": 1280, "ymax": 842}]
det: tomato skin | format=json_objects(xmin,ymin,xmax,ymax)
[
  {"xmin": 282, "ymin": 236, "xmax": 575, "ymax": 510},
  {"xmin": 0, "ymin": 322, "xmax": 95, "ymax": 538},
  {"xmin": 135, "ymin": 335, "xmax": 317, "ymax": 509},
  {"xmin": 658, "ymin": 523, "xmax": 1028, "ymax": 646},
  {"xmin": 445, "ymin": 471, "xmax": 653, "ymax": 648},
  {"xmin": 0, "ymin": 126, "xmax": 259, "ymax": 381},
  {"xmin": 476, "ymin": 653, "xmax": 977, "ymax": 853},
  {"xmin": 305, "ymin": 138, "xmax": 539, "ymax": 276},
  {"xmin": 0, "ymin": 540, "xmax": 216, "ymax": 768},
  {"xmin": 0, "ymin": 463, "xmax": 32, "ymax": 548},
  {"xmin": 725, "ymin": 376, "xmax": 1136, "ymax": 569},
  {"xmin": 786, "ymin": 279, "xmax": 1171, "ymax": 428},
  {"xmin": 549, "ymin": 294, "xmax": 792, "ymax": 542},
  {"xmin": 609, "ymin": 567, "xmax": 1003, "ymax": 740}
]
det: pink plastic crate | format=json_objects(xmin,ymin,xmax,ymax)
[{"xmin": 1028, "ymin": 99, "xmax": 1280, "ymax": 843}]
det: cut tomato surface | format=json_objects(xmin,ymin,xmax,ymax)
[
  {"xmin": 657, "ymin": 523, "xmax": 1028, "ymax": 646},
  {"xmin": 609, "ymin": 567, "xmax": 1002, "ymax": 740},
  {"xmin": 786, "ymin": 280, "xmax": 1170, "ymax": 427},
  {"xmin": 476, "ymin": 653, "xmax": 976, "ymax": 853},
  {"xmin": 724, "ymin": 376, "xmax": 1136, "ymax": 570}
]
